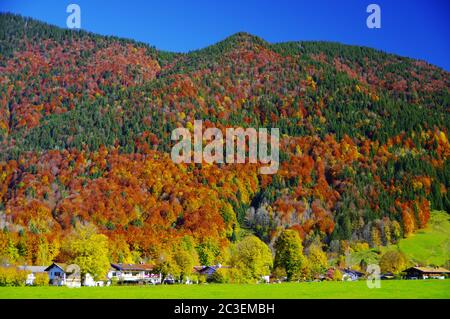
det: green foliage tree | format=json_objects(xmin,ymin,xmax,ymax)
[
  {"xmin": 332, "ymin": 268, "xmax": 343, "ymax": 281},
  {"xmin": 0, "ymin": 240, "xmax": 20, "ymax": 264},
  {"xmin": 308, "ymin": 244, "xmax": 328, "ymax": 279},
  {"xmin": 207, "ymin": 268, "xmax": 228, "ymax": 284},
  {"xmin": 154, "ymin": 250, "xmax": 180, "ymax": 282},
  {"xmin": 274, "ymin": 230, "xmax": 307, "ymax": 281},
  {"xmin": 196, "ymin": 240, "xmax": 221, "ymax": 266},
  {"xmin": 36, "ymin": 238, "xmax": 60, "ymax": 266},
  {"xmin": 174, "ymin": 249, "xmax": 197, "ymax": 282},
  {"xmin": 229, "ymin": 235, "xmax": 273, "ymax": 282},
  {"xmin": 379, "ymin": 250, "xmax": 409, "ymax": 274}
]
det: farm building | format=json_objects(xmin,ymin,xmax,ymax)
[{"xmin": 403, "ymin": 266, "xmax": 450, "ymax": 279}]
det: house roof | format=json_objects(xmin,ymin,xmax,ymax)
[
  {"xmin": 17, "ymin": 266, "xmax": 47, "ymax": 273},
  {"xmin": 340, "ymin": 268, "xmax": 364, "ymax": 276},
  {"xmin": 44, "ymin": 262, "xmax": 68, "ymax": 272},
  {"xmin": 193, "ymin": 266, "xmax": 204, "ymax": 272},
  {"xmin": 405, "ymin": 266, "xmax": 450, "ymax": 274},
  {"xmin": 193, "ymin": 265, "xmax": 232, "ymax": 275},
  {"xmin": 110, "ymin": 263, "xmax": 154, "ymax": 271}
]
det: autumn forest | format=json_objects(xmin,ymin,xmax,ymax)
[{"xmin": 0, "ymin": 13, "xmax": 449, "ymax": 280}]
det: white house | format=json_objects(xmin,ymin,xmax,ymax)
[{"xmin": 108, "ymin": 263, "xmax": 162, "ymax": 284}]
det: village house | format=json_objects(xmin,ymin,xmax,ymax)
[
  {"xmin": 341, "ymin": 269, "xmax": 364, "ymax": 281},
  {"xmin": 403, "ymin": 266, "xmax": 450, "ymax": 280},
  {"xmin": 44, "ymin": 262, "xmax": 103, "ymax": 287},
  {"xmin": 44, "ymin": 263, "xmax": 73, "ymax": 287},
  {"xmin": 45, "ymin": 262, "xmax": 86, "ymax": 288},
  {"xmin": 193, "ymin": 264, "xmax": 234, "ymax": 281},
  {"xmin": 194, "ymin": 265, "xmax": 221, "ymax": 277},
  {"xmin": 199, "ymin": 264, "xmax": 234, "ymax": 276},
  {"xmin": 108, "ymin": 263, "xmax": 162, "ymax": 284},
  {"xmin": 325, "ymin": 268, "xmax": 364, "ymax": 281}
]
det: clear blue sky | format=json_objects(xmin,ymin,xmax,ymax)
[{"xmin": 1, "ymin": 0, "xmax": 449, "ymax": 70}]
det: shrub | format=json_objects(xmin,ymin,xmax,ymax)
[
  {"xmin": 0, "ymin": 267, "xmax": 28, "ymax": 286},
  {"xmin": 197, "ymin": 274, "xmax": 207, "ymax": 284},
  {"xmin": 14, "ymin": 269, "xmax": 28, "ymax": 286},
  {"xmin": 207, "ymin": 268, "xmax": 228, "ymax": 284},
  {"xmin": 272, "ymin": 266, "xmax": 287, "ymax": 282},
  {"xmin": 110, "ymin": 277, "xmax": 119, "ymax": 286},
  {"xmin": 187, "ymin": 274, "xmax": 199, "ymax": 284},
  {"xmin": 0, "ymin": 267, "xmax": 14, "ymax": 286},
  {"xmin": 332, "ymin": 269, "xmax": 343, "ymax": 281},
  {"xmin": 33, "ymin": 272, "xmax": 49, "ymax": 286}
]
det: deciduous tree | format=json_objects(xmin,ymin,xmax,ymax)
[{"xmin": 274, "ymin": 230, "xmax": 306, "ymax": 281}]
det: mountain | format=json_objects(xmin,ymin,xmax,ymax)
[{"xmin": 0, "ymin": 13, "xmax": 449, "ymax": 267}]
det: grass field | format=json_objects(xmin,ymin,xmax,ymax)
[{"xmin": 0, "ymin": 280, "xmax": 449, "ymax": 299}]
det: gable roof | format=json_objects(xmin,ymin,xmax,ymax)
[
  {"xmin": 110, "ymin": 263, "xmax": 154, "ymax": 272},
  {"xmin": 193, "ymin": 265, "xmax": 232, "ymax": 275},
  {"xmin": 193, "ymin": 266, "xmax": 204, "ymax": 273},
  {"xmin": 341, "ymin": 268, "xmax": 364, "ymax": 276},
  {"xmin": 17, "ymin": 266, "xmax": 47, "ymax": 273},
  {"xmin": 44, "ymin": 262, "xmax": 68, "ymax": 272},
  {"xmin": 197, "ymin": 266, "xmax": 216, "ymax": 275}
]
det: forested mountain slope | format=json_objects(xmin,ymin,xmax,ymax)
[{"xmin": 0, "ymin": 13, "xmax": 449, "ymax": 266}]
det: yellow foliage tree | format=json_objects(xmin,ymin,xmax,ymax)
[{"xmin": 63, "ymin": 223, "xmax": 110, "ymax": 281}]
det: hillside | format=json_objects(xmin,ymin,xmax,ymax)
[
  {"xmin": 389, "ymin": 211, "xmax": 450, "ymax": 266},
  {"xmin": 346, "ymin": 211, "xmax": 450, "ymax": 269},
  {"xmin": 0, "ymin": 13, "xmax": 449, "ymax": 268}
]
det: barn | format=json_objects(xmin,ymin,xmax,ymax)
[{"xmin": 403, "ymin": 266, "xmax": 450, "ymax": 279}]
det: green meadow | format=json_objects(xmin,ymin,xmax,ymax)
[
  {"xmin": 348, "ymin": 211, "xmax": 450, "ymax": 267},
  {"xmin": 0, "ymin": 280, "xmax": 449, "ymax": 299},
  {"xmin": 390, "ymin": 211, "xmax": 450, "ymax": 266}
]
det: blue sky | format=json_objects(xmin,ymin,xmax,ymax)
[{"xmin": 1, "ymin": 0, "xmax": 449, "ymax": 70}]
